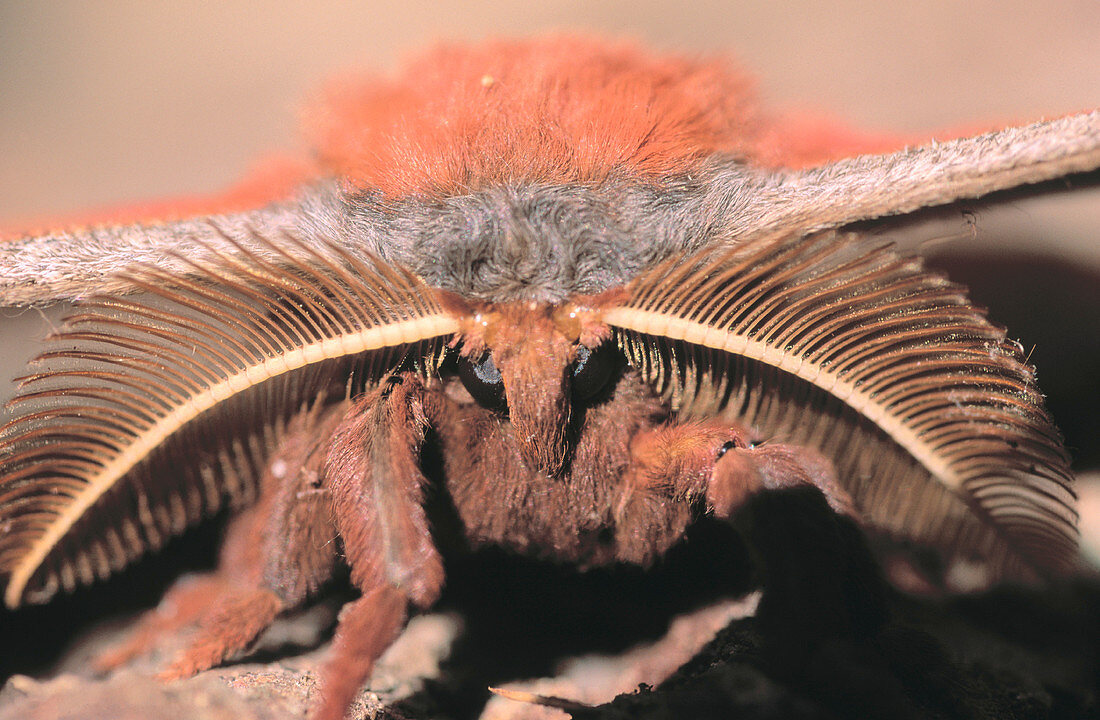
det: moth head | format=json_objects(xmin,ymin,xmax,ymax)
[{"xmin": 451, "ymin": 297, "xmax": 617, "ymax": 477}]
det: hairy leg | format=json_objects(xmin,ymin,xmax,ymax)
[
  {"xmin": 313, "ymin": 586, "xmax": 408, "ymax": 720},
  {"xmin": 92, "ymin": 573, "xmax": 233, "ymax": 672},
  {"xmin": 314, "ymin": 374, "xmax": 444, "ymax": 720},
  {"xmin": 157, "ymin": 587, "xmax": 283, "ymax": 679},
  {"xmin": 619, "ymin": 419, "xmax": 853, "ymax": 532},
  {"xmin": 96, "ymin": 401, "xmax": 345, "ymax": 674}
]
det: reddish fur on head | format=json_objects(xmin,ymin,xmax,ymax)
[
  {"xmin": 306, "ymin": 36, "xmax": 922, "ymax": 199},
  {"xmin": 307, "ymin": 36, "xmax": 764, "ymax": 198}
]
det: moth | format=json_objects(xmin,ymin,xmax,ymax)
[{"xmin": 0, "ymin": 37, "xmax": 1096, "ymax": 720}]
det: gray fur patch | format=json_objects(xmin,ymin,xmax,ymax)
[{"xmin": 327, "ymin": 171, "xmax": 760, "ymax": 302}]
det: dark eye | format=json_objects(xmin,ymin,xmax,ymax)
[
  {"xmin": 457, "ymin": 351, "xmax": 507, "ymax": 412},
  {"xmin": 572, "ymin": 343, "xmax": 618, "ymax": 401}
]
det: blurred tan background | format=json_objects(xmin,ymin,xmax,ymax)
[
  {"xmin": 1, "ymin": 2, "xmax": 1098, "ymax": 557},
  {"xmin": 1, "ymin": 1, "xmax": 1097, "ymax": 222}
]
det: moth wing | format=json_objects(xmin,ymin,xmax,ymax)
[
  {"xmin": 0, "ymin": 178, "xmax": 353, "ymax": 308},
  {"xmin": 687, "ymin": 110, "xmax": 1100, "ymax": 248}
]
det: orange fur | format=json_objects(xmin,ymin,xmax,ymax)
[
  {"xmin": 306, "ymin": 37, "xmax": 945, "ymax": 196},
  {"xmin": 307, "ymin": 36, "xmax": 763, "ymax": 198}
]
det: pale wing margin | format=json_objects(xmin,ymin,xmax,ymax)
[
  {"xmin": 0, "ymin": 233, "xmax": 459, "ymax": 608},
  {"xmin": 604, "ymin": 231, "xmax": 1078, "ymax": 576}
]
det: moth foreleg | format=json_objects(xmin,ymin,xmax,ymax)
[
  {"xmin": 92, "ymin": 573, "xmax": 236, "ymax": 673},
  {"xmin": 622, "ymin": 420, "xmax": 853, "ymax": 523},
  {"xmin": 92, "ymin": 507, "xmax": 283, "ymax": 675},
  {"xmin": 315, "ymin": 374, "xmax": 444, "ymax": 720},
  {"xmin": 95, "ymin": 402, "xmax": 345, "ymax": 676},
  {"xmin": 157, "ymin": 586, "xmax": 283, "ymax": 680},
  {"xmin": 712, "ymin": 441, "xmax": 854, "ymax": 518},
  {"xmin": 313, "ymin": 585, "xmax": 408, "ymax": 720}
]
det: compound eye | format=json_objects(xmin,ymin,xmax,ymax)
[
  {"xmin": 457, "ymin": 351, "xmax": 507, "ymax": 412},
  {"xmin": 572, "ymin": 343, "xmax": 618, "ymax": 401}
]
